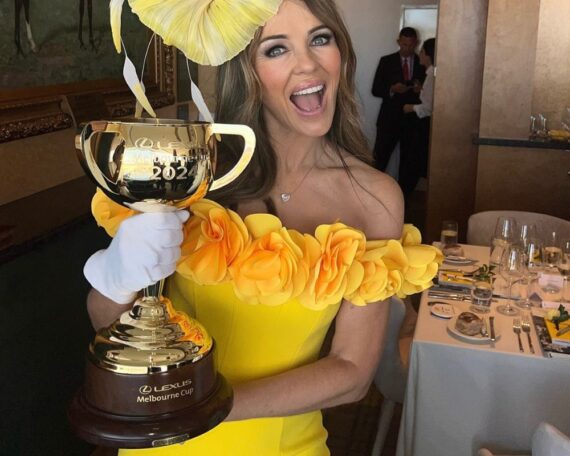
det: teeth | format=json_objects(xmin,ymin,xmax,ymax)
[{"xmin": 292, "ymin": 84, "xmax": 324, "ymax": 96}]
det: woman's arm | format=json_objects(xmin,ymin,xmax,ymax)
[
  {"xmin": 226, "ymin": 299, "xmax": 389, "ymax": 420},
  {"xmin": 87, "ymin": 288, "xmax": 132, "ymax": 330}
]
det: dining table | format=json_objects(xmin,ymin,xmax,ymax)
[{"xmin": 395, "ymin": 244, "xmax": 570, "ymax": 456}]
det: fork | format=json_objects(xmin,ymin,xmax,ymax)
[
  {"xmin": 521, "ymin": 316, "xmax": 535, "ymax": 354},
  {"xmin": 513, "ymin": 318, "xmax": 524, "ymax": 353}
]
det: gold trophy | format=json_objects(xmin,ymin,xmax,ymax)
[{"xmin": 69, "ymin": 118, "xmax": 255, "ymax": 448}]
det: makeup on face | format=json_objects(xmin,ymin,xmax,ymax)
[{"xmin": 253, "ymin": 0, "xmax": 341, "ymax": 138}]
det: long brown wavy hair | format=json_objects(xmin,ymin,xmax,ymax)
[{"xmin": 209, "ymin": 0, "xmax": 370, "ymax": 207}]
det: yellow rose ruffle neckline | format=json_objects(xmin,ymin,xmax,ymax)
[{"xmin": 92, "ymin": 190, "xmax": 443, "ymax": 310}]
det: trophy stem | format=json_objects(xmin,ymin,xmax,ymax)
[
  {"xmin": 144, "ymin": 280, "xmax": 164, "ymax": 299},
  {"xmin": 125, "ymin": 280, "xmax": 167, "ymax": 327}
]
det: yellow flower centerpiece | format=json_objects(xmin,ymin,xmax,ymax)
[{"xmin": 92, "ymin": 194, "xmax": 443, "ymax": 309}]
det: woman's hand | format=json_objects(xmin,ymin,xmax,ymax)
[
  {"xmin": 83, "ymin": 211, "xmax": 189, "ymax": 304},
  {"xmin": 403, "ymin": 104, "xmax": 415, "ymax": 113}
]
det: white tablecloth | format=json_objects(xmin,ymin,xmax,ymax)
[{"xmin": 396, "ymin": 245, "xmax": 570, "ymax": 456}]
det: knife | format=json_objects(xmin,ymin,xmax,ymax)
[
  {"xmin": 431, "ymin": 286, "xmax": 503, "ymax": 299},
  {"xmin": 489, "ymin": 316, "xmax": 496, "ymax": 342},
  {"xmin": 556, "ymin": 326, "xmax": 570, "ymax": 337},
  {"xmin": 428, "ymin": 292, "xmax": 469, "ymax": 301}
]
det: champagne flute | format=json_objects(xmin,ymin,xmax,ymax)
[
  {"xmin": 490, "ymin": 216, "xmax": 517, "ymax": 266},
  {"xmin": 496, "ymin": 245, "xmax": 524, "ymax": 316}
]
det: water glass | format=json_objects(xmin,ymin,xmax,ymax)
[
  {"xmin": 440, "ymin": 220, "xmax": 459, "ymax": 249},
  {"xmin": 470, "ymin": 281, "xmax": 493, "ymax": 314}
]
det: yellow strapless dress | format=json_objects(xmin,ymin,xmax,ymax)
[
  {"xmin": 119, "ymin": 277, "xmax": 339, "ymax": 456},
  {"xmin": 91, "ymin": 193, "xmax": 442, "ymax": 456}
]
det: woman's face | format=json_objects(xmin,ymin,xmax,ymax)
[{"xmin": 254, "ymin": 0, "xmax": 341, "ymax": 140}]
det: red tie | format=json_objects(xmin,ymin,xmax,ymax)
[{"xmin": 402, "ymin": 58, "xmax": 410, "ymax": 81}]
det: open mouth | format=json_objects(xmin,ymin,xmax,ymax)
[{"xmin": 290, "ymin": 84, "xmax": 325, "ymax": 113}]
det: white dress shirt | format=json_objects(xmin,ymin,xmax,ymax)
[{"xmin": 413, "ymin": 65, "xmax": 434, "ymax": 119}]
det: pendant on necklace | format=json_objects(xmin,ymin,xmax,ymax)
[{"xmin": 280, "ymin": 192, "xmax": 291, "ymax": 203}]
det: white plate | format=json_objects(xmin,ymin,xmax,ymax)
[
  {"xmin": 447, "ymin": 315, "xmax": 501, "ymax": 342},
  {"xmin": 443, "ymin": 256, "xmax": 478, "ymax": 266},
  {"xmin": 430, "ymin": 303, "xmax": 456, "ymax": 319}
]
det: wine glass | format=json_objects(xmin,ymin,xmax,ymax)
[
  {"xmin": 496, "ymin": 245, "xmax": 525, "ymax": 316},
  {"xmin": 490, "ymin": 217, "xmax": 517, "ymax": 266},
  {"xmin": 537, "ymin": 113, "xmax": 549, "ymax": 140},
  {"xmin": 517, "ymin": 238, "xmax": 543, "ymax": 309},
  {"xmin": 517, "ymin": 223, "xmax": 537, "ymax": 249},
  {"xmin": 543, "ymin": 231, "xmax": 562, "ymax": 269},
  {"xmin": 558, "ymin": 239, "xmax": 570, "ymax": 302},
  {"xmin": 561, "ymin": 107, "xmax": 570, "ymax": 132}
]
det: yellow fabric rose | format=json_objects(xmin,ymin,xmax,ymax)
[
  {"xmin": 228, "ymin": 214, "xmax": 308, "ymax": 306},
  {"xmin": 298, "ymin": 223, "xmax": 366, "ymax": 310},
  {"xmin": 91, "ymin": 188, "xmax": 194, "ymax": 237},
  {"xmin": 178, "ymin": 199, "xmax": 249, "ymax": 285},
  {"xmin": 91, "ymin": 189, "xmax": 135, "ymax": 237},
  {"xmin": 345, "ymin": 240, "xmax": 407, "ymax": 305},
  {"xmin": 401, "ymin": 223, "xmax": 422, "ymax": 246},
  {"xmin": 398, "ymin": 244, "xmax": 443, "ymax": 298}
]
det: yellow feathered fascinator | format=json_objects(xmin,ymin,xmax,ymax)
[{"xmin": 110, "ymin": 0, "xmax": 283, "ymax": 66}]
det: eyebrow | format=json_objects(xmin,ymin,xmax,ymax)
[{"xmin": 259, "ymin": 25, "xmax": 330, "ymax": 44}]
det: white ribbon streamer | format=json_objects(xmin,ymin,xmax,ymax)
[
  {"xmin": 122, "ymin": 39, "xmax": 156, "ymax": 118},
  {"xmin": 186, "ymin": 58, "xmax": 215, "ymax": 123}
]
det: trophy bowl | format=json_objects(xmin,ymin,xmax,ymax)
[{"xmin": 69, "ymin": 118, "xmax": 255, "ymax": 448}]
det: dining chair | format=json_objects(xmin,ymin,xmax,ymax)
[
  {"xmin": 370, "ymin": 297, "xmax": 413, "ymax": 456},
  {"xmin": 467, "ymin": 211, "xmax": 570, "ymax": 246},
  {"xmin": 532, "ymin": 422, "xmax": 570, "ymax": 456},
  {"xmin": 476, "ymin": 422, "xmax": 570, "ymax": 456}
]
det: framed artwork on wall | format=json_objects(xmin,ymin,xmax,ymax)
[{"xmin": 0, "ymin": 2, "xmax": 175, "ymax": 142}]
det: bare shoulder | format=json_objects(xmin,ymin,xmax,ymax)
[{"xmin": 344, "ymin": 156, "xmax": 404, "ymax": 240}]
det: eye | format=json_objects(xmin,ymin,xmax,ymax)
[
  {"xmin": 311, "ymin": 33, "xmax": 333, "ymax": 47},
  {"xmin": 265, "ymin": 44, "xmax": 287, "ymax": 58}
]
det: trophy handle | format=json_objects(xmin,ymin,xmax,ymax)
[{"xmin": 207, "ymin": 123, "xmax": 256, "ymax": 191}]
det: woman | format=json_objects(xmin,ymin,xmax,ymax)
[
  {"xmin": 85, "ymin": 1, "xmax": 440, "ymax": 454},
  {"xmin": 402, "ymin": 37, "xmax": 436, "ymax": 196}
]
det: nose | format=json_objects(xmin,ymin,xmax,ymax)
[{"xmin": 293, "ymin": 48, "xmax": 319, "ymax": 74}]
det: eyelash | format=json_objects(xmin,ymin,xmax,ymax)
[{"xmin": 263, "ymin": 32, "xmax": 334, "ymax": 58}]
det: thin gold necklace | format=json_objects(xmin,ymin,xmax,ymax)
[{"xmin": 279, "ymin": 163, "xmax": 316, "ymax": 203}]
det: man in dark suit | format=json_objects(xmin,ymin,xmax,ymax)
[{"xmin": 372, "ymin": 27, "xmax": 425, "ymax": 174}]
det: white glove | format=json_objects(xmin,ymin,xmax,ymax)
[{"xmin": 84, "ymin": 211, "xmax": 190, "ymax": 304}]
